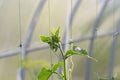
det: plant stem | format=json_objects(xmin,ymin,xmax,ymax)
[
  {"xmin": 58, "ymin": 43, "xmax": 64, "ymax": 59},
  {"xmin": 58, "ymin": 43, "xmax": 67, "ymax": 80},
  {"xmin": 53, "ymin": 72, "xmax": 63, "ymax": 79},
  {"xmin": 63, "ymin": 57, "xmax": 67, "ymax": 80}
]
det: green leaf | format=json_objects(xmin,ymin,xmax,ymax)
[
  {"xmin": 37, "ymin": 68, "xmax": 52, "ymax": 80},
  {"xmin": 66, "ymin": 50, "xmax": 77, "ymax": 56},
  {"xmin": 55, "ymin": 27, "xmax": 60, "ymax": 37},
  {"xmin": 40, "ymin": 27, "xmax": 61, "ymax": 52},
  {"xmin": 37, "ymin": 62, "xmax": 63, "ymax": 80},
  {"xmin": 79, "ymin": 49, "xmax": 88, "ymax": 55},
  {"xmin": 51, "ymin": 35, "xmax": 60, "ymax": 43},
  {"xmin": 40, "ymin": 36, "xmax": 50, "ymax": 43},
  {"xmin": 51, "ymin": 62, "xmax": 63, "ymax": 72},
  {"xmin": 85, "ymin": 55, "xmax": 98, "ymax": 62},
  {"xmin": 65, "ymin": 46, "xmax": 97, "ymax": 62},
  {"xmin": 51, "ymin": 27, "xmax": 61, "ymax": 43},
  {"xmin": 72, "ymin": 46, "xmax": 82, "ymax": 53},
  {"xmin": 66, "ymin": 46, "xmax": 83, "ymax": 56}
]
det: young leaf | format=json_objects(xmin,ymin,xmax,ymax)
[
  {"xmin": 72, "ymin": 46, "xmax": 82, "ymax": 53},
  {"xmin": 37, "ymin": 62, "xmax": 63, "ymax": 80},
  {"xmin": 37, "ymin": 68, "xmax": 52, "ymax": 80},
  {"xmin": 66, "ymin": 46, "xmax": 84, "ymax": 56},
  {"xmin": 51, "ymin": 62, "xmax": 64, "ymax": 79},
  {"xmin": 51, "ymin": 27, "xmax": 61, "ymax": 43},
  {"xmin": 66, "ymin": 49, "xmax": 77, "ymax": 56},
  {"xmin": 40, "ymin": 27, "xmax": 61, "ymax": 52},
  {"xmin": 51, "ymin": 62, "xmax": 63, "ymax": 72},
  {"xmin": 55, "ymin": 27, "xmax": 60, "ymax": 37},
  {"xmin": 65, "ymin": 46, "xmax": 97, "ymax": 62},
  {"xmin": 40, "ymin": 36, "xmax": 50, "ymax": 43}
]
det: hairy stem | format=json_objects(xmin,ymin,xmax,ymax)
[{"xmin": 59, "ymin": 43, "xmax": 67, "ymax": 80}]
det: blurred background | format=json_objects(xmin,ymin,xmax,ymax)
[{"xmin": 0, "ymin": 0, "xmax": 120, "ymax": 80}]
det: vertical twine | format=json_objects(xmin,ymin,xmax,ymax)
[
  {"xmin": 48, "ymin": 0, "xmax": 52, "ymax": 67},
  {"xmin": 48, "ymin": 0, "xmax": 53, "ymax": 79},
  {"xmin": 18, "ymin": 0, "xmax": 47, "ymax": 80},
  {"xmin": 17, "ymin": 0, "xmax": 24, "ymax": 80}
]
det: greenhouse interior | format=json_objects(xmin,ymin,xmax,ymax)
[{"xmin": 0, "ymin": 0, "xmax": 120, "ymax": 80}]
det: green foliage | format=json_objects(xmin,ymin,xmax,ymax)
[
  {"xmin": 65, "ymin": 46, "xmax": 97, "ymax": 62},
  {"xmin": 37, "ymin": 27, "xmax": 97, "ymax": 80},
  {"xmin": 51, "ymin": 62, "xmax": 63, "ymax": 72},
  {"xmin": 37, "ymin": 62, "xmax": 63, "ymax": 80},
  {"xmin": 40, "ymin": 27, "xmax": 60, "ymax": 52},
  {"xmin": 40, "ymin": 36, "xmax": 50, "ymax": 43},
  {"xmin": 37, "ymin": 68, "xmax": 52, "ymax": 80}
]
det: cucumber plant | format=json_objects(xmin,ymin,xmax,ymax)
[{"xmin": 36, "ymin": 27, "xmax": 97, "ymax": 80}]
